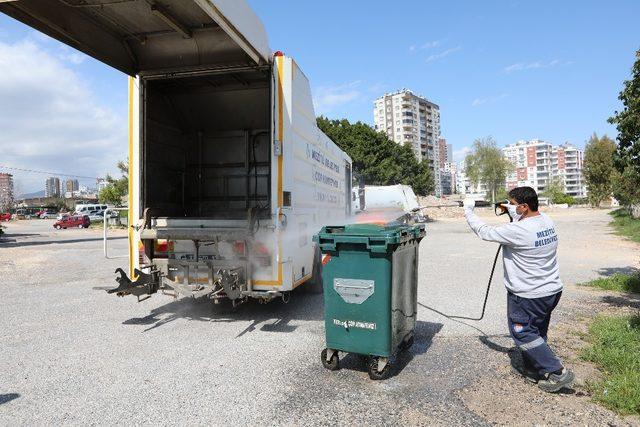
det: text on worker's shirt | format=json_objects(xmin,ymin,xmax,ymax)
[{"xmin": 534, "ymin": 227, "xmax": 557, "ymax": 247}]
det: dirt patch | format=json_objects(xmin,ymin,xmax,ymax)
[{"xmin": 459, "ymin": 285, "xmax": 640, "ymax": 426}]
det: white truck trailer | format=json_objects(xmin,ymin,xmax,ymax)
[{"xmin": 1, "ymin": 0, "xmax": 353, "ymax": 304}]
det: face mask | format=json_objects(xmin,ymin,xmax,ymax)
[{"xmin": 507, "ymin": 203, "xmax": 522, "ymax": 222}]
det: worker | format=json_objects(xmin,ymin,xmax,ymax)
[{"xmin": 463, "ymin": 186, "xmax": 574, "ymax": 393}]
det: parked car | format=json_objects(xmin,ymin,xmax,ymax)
[
  {"xmin": 40, "ymin": 210, "xmax": 57, "ymax": 219},
  {"xmin": 0, "ymin": 213, "xmax": 11, "ymax": 221},
  {"xmin": 15, "ymin": 209, "xmax": 31, "ymax": 220},
  {"xmin": 53, "ymin": 215, "xmax": 90, "ymax": 229}
]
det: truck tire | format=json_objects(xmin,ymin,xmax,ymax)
[{"xmin": 306, "ymin": 245, "xmax": 323, "ymax": 294}]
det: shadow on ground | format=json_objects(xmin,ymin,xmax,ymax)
[
  {"xmin": 0, "ymin": 393, "xmax": 20, "ymax": 405},
  {"xmin": 478, "ymin": 335, "xmax": 575, "ymax": 394},
  {"xmin": 122, "ymin": 291, "xmax": 325, "ymax": 334},
  {"xmin": 0, "ymin": 236, "xmax": 125, "ymax": 248},
  {"xmin": 336, "ymin": 321, "xmax": 443, "ymax": 379},
  {"xmin": 0, "ymin": 233, "xmax": 40, "ymax": 238},
  {"xmin": 597, "ymin": 266, "xmax": 640, "ymax": 276},
  {"xmin": 601, "ymin": 294, "xmax": 640, "ymax": 309}
]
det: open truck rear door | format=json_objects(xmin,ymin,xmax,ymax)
[{"xmin": 0, "ymin": 0, "xmax": 271, "ymax": 75}]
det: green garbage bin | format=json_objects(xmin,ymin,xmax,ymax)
[{"xmin": 313, "ymin": 222, "xmax": 426, "ymax": 380}]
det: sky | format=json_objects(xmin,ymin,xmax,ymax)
[{"xmin": 0, "ymin": 1, "xmax": 638, "ymax": 194}]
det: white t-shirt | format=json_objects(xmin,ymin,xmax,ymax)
[{"xmin": 465, "ymin": 210, "xmax": 563, "ymax": 298}]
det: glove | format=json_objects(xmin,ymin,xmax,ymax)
[{"xmin": 463, "ymin": 198, "xmax": 476, "ymax": 211}]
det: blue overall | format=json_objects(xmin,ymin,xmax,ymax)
[{"xmin": 507, "ymin": 291, "xmax": 563, "ymax": 374}]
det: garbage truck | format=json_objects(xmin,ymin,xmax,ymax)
[{"xmin": 1, "ymin": 0, "xmax": 353, "ymax": 305}]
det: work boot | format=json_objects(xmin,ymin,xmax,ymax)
[
  {"xmin": 511, "ymin": 363, "xmax": 540, "ymax": 383},
  {"xmin": 538, "ymin": 368, "xmax": 575, "ymax": 393}
]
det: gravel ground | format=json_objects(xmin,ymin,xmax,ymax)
[{"xmin": 0, "ymin": 209, "xmax": 638, "ymax": 425}]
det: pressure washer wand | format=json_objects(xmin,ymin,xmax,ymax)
[{"xmin": 420, "ymin": 200, "xmax": 511, "ymax": 322}]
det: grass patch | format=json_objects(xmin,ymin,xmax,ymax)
[
  {"xmin": 610, "ymin": 208, "xmax": 640, "ymax": 243},
  {"xmin": 581, "ymin": 315, "xmax": 640, "ymax": 415},
  {"xmin": 585, "ymin": 273, "xmax": 640, "ymax": 294}
]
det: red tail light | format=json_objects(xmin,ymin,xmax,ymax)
[
  {"xmin": 233, "ymin": 241, "xmax": 246, "ymax": 256},
  {"xmin": 321, "ymin": 254, "xmax": 332, "ymax": 266},
  {"xmin": 252, "ymin": 242, "xmax": 270, "ymax": 255}
]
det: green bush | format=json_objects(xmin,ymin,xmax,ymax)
[
  {"xmin": 584, "ymin": 273, "xmax": 640, "ymax": 293},
  {"xmin": 573, "ymin": 197, "xmax": 589, "ymax": 205},
  {"xmin": 582, "ymin": 315, "xmax": 640, "ymax": 415},
  {"xmin": 555, "ymin": 193, "xmax": 575, "ymax": 205},
  {"xmin": 610, "ymin": 208, "xmax": 640, "ymax": 243}
]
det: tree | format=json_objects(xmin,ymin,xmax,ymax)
[
  {"xmin": 542, "ymin": 177, "xmax": 565, "ymax": 203},
  {"xmin": 99, "ymin": 159, "xmax": 128, "ymax": 206},
  {"xmin": 464, "ymin": 137, "xmax": 513, "ymax": 204},
  {"xmin": 608, "ymin": 49, "xmax": 640, "ymax": 176},
  {"xmin": 583, "ymin": 134, "xmax": 616, "ymax": 207},
  {"xmin": 316, "ymin": 117, "xmax": 434, "ymax": 195},
  {"xmin": 612, "ymin": 166, "xmax": 640, "ymax": 209},
  {"xmin": 542, "ymin": 177, "xmax": 575, "ymax": 205}
]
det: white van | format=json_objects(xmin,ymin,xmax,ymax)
[{"xmin": 75, "ymin": 204, "xmax": 108, "ymax": 217}]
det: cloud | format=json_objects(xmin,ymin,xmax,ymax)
[
  {"xmin": 409, "ymin": 40, "xmax": 442, "ymax": 52},
  {"xmin": 503, "ymin": 59, "xmax": 566, "ymax": 73},
  {"xmin": 312, "ymin": 81, "xmax": 362, "ymax": 114},
  {"xmin": 471, "ymin": 93, "xmax": 508, "ymax": 107},
  {"xmin": 425, "ymin": 46, "xmax": 462, "ymax": 64},
  {"xmin": 367, "ymin": 82, "xmax": 388, "ymax": 94},
  {"xmin": 58, "ymin": 45, "xmax": 88, "ymax": 64},
  {"xmin": 453, "ymin": 146, "xmax": 472, "ymax": 163},
  {"xmin": 0, "ymin": 39, "xmax": 126, "ymax": 193}
]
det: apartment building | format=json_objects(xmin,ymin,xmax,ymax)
[
  {"xmin": 455, "ymin": 160, "xmax": 487, "ymax": 195},
  {"xmin": 503, "ymin": 139, "xmax": 553, "ymax": 192},
  {"xmin": 438, "ymin": 138, "xmax": 453, "ymax": 169},
  {"xmin": 45, "ymin": 177, "xmax": 60, "ymax": 198},
  {"xmin": 373, "ymin": 89, "xmax": 442, "ymax": 195},
  {"xmin": 65, "ymin": 179, "xmax": 79, "ymax": 193},
  {"xmin": 0, "ymin": 172, "xmax": 14, "ymax": 211},
  {"xmin": 441, "ymin": 161, "xmax": 457, "ymax": 195},
  {"xmin": 503, "ymin": 139, "xmax": 587, "ymax": 197},
  {"xmin": 552, "ymin": 143, "xmax": 587, "ymax": 197}
]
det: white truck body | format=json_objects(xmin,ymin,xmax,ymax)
[{"xmin": 2, "ymin": 0, "xmax": 352, "ymax": 303}]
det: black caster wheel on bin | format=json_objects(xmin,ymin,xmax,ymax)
[
  {"xmin": 321, "ymin": 348, "xmax": 339, "ymax": 371},
  {"xmin": 368, "ymin": 357, "xmax": 391, "ymax": 380},
  {"xmin": 400, "ymin": 335, "xmax": 414, "ymax": 352}
]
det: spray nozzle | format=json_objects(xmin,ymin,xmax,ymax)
[{"xmin": 494, "ymin": 200, "xmax": 510, "ymax": 217}]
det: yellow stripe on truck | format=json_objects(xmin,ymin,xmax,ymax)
[
  {"xmin": 128, "ymin": 76, "xmax": 136, "ymax": 279},
  {"xmin": 254, "ymin": 56, "xmax": 285, "ymax": 287}
]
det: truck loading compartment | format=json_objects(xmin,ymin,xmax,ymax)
[
  {"xmin": 143, "ymin": 68, "xmax": 272, "ymax": 219},
  {"xmin": 1, "ymin": 0, "xmax": 354, "ymax": 305}
]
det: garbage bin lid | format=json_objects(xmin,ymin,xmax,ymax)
[{"xmin": 314, "ymin": 222, "xmax": 425, "ymax": 253}]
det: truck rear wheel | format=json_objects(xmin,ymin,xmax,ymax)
[{"xmin": 306, "ymin": 245, "xmax": 323, "ymax": 294}]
